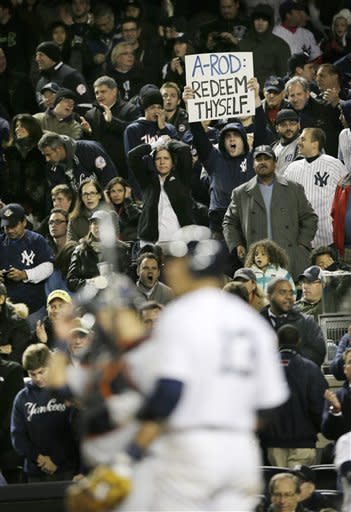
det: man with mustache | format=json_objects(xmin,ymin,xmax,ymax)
[{"xmin": 223, "ymin": 145, "xmax": 318, "ymax": 280}]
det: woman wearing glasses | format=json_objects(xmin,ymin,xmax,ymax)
[{"xmin": 67, "ymin": 178, "xmax": 110, "ymax": 242}]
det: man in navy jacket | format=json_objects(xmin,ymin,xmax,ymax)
[
  {"xmin": 38, "ymin": 131, "xmax": 118, "ymax": 191},
  {"xmin": 11, "ymin": 344, "xmax": 79, "ymax": 481},
  {"xmin": 260, "ymin": 324, "xmax": 328, "ymax": 468}
]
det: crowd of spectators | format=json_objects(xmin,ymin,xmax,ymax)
[{"xmin": 0, "ymin": 0, "xmax": 351, "ymax": 509}]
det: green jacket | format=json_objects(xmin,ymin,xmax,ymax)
[{"xmin": 34, "ymin": 111, "xmax": 82, "ymax": 139}]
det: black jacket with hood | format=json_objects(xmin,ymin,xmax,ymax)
[{"xmin": 190, "ymin": 119, "xmax": 266, "ymax": 231}]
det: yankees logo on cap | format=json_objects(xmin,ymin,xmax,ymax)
[{"xmin": 0, "ymin": 203, "xmax": 25, "ymax": 227}]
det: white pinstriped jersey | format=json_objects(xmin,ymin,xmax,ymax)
[
  {"xmin": 273, "ymin": 139, "xmax": 299, "ymax": 176},
  {"xmin": 283, "ymin": 155, "xmax": 348, "ymax": 246},
  {"xmin": 152, "ymin": 287, "xmax": 288, "ymax": 430},
  {"xmin": 338, "ymin": 128, "xmax": 351, "ymax": 172},
  {"xmin": 272, "ymin": 25, "xmax": 322, "ymax": 60}
]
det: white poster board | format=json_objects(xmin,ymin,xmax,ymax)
[{"xmin": 185, "ymin": 52, "xmax": 255, "ymax": 122}]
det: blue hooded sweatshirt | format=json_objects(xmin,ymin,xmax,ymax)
[
  {"xmin": 190, "ymin": 121, "xmax": 255, "ymax": 232},
  {"xmin": 11, "ymin": 381, "xmax": 79, "ymax": 476},
  {"xmin": 190, "ymin": 104, "xmax": 272, "ymax": 225}
]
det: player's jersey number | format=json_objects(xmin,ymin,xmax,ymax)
[{"xmin": 219, "ymin": 329, "xmax": 256, "ymax": 376}]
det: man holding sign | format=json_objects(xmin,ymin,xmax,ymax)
[{"xmin": 183, "ymin": 51, "xmax": 272, "ymax": 239}]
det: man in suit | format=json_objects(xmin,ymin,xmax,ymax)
[{"xmin": 222, "ymin": 145, "xmax": 318, "ymax": 279}]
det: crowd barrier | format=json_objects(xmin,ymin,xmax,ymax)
[{"xmin": 0, "ymin": 481, "xmax": 69, "ymax": 512}]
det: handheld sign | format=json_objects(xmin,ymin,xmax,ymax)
[{"xmin": 185, "ymin": 52, "xmax": 255, "ymax": 122}]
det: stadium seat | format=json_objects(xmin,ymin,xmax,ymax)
[
  {"xmin": 318, "ymin": 489, "xmax": 343, "ymax": 509},
  {"xmin": 310, "ymin": 464, "xmax": 338, "ymax": 490}
]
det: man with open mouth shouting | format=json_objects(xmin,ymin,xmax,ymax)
[{"xmin": 135, "ymin": 251, "xmax": 174, "ymax": 306}]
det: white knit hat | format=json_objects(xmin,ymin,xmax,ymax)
[{"xmin": 333, "ymin": 8, "xmax": 351, "ymax": 29}]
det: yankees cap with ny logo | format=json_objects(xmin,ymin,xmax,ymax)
[{"xmin": 0, "ymin": 203, "xmax": 26, "ymax": 227}]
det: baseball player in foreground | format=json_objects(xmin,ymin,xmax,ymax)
[
  {"xmin": 65, "ymin": 226, "xmax": 289, "ymax": 512},
  {"xmin": 118, "ymin": 226, "xmax": 288, "ymax": 511}
]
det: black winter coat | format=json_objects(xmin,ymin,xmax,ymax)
[
  {"xmin": 84, "ymin": 97, "xmax": 140, "ymax": 179},
  {"xmin": 260, "ymin": 306, "xmax": 326, "ymax": 366},
  {"xmin": 128, "ymin": 140, "xmax": 194, "ymax": 242},
  {"xmin": 0, "ymin": 357, "xmax": 23, "ymax": 463},
  {"xmin": 260, "ymin": 349, "xmax": 328, "ymax": 448},
  {"xmin": 0, "ymin": 302, "xmax": 31, "ymax": 364},
  {"xmin": 4, "ymin": 144, "xmax": 48, "ymax": 219},
  {"xmin": 67, "ymin": 240, "xmax": 130, "ymax": 291},
  {"xmin": 113, "ymin": 198, "xmax": 141, "ymax": 241}
]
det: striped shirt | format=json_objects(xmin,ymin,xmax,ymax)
[
  {"xmin": 273, "ymin": 139, "xmax": 299, "ymax": 176},
  {"xmin": 284, "ymin": 154, "xmax": 348, "ymax": 246},
  {"xmin": 272, "ymin": 25, "xmax": 322, "ymax": 60},
  {"xmin": 338, "ymin": 128, "xmax": 351, "ymax": 172}
]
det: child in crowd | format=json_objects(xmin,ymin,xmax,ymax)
[{"xmin": 245, "ymin": 239, "xmax": 296, "ymax": 294}]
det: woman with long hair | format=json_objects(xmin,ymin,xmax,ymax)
[
  {"xmin": 128, "ymin": 138, "xmax": 193, "ymax": 244},
  {"xmin": 3, "ymin": 114, "xmax": 47, "ymax": 222},
  {"xmin": 105, "ymin": 177, "xmax": 141, "ymax": 241},
  {"xmin": 67, "ymin": 178, "xmax": 108, "ymax": 242}
]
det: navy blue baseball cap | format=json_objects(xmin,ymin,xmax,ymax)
[
  {"xmin": 298, "ymin": 265, "xmax": 323, "ymax": 282},
  {"xmin": 288, "ymin": 52, "xmax": 312, "ymax": 74},
  {"xmin": 276, "ymin": 109, "xmax": 299, "ymax": 124},
  {"xmin": 253, "ymin": 145, "xmax": 276, "ymax": 160},
  {"xmin": 165, "ymin": 225, "xmax": 229, "ymax": 277},
  {"xmin": 0, "ymin": 203, "xmax": 25, "ymax": 227},
  {"xmin": 40, "ymin": 81, "xmax": 60, "ymax": 94},
  {"xmin": 264, "ymin": 76, "xmax": 285, "ymax": 93}
]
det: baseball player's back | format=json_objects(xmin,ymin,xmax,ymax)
[
  {"xmin": 114, "ymin": 227, "xmax": 289, "ymax": 512},
  {"xmin": 140, "ymin": 286, "xmax": 289, "ymax": 511},
  {"xmin": 154, "ymin": 287, "xmax": 287, "ymax": 431}
]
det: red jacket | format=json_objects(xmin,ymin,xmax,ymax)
[{"xmin": 331, "ymin": 174, "xmax": 351, "ymax": 255}]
